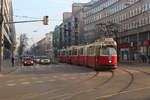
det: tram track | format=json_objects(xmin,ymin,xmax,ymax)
[
  {"xmin": 19, "ymin": 68, "xmax": 100, "ymax": 100},
  {"xmin": 92, "ymin": 67, "xmax": 150, "ymax": 100},
  {"xmin": 133, "ymin": 68, "xmax": 150, "ymax": 76},
  {"xmin": 118, "ymin": 68, "xmax": 135, "ymax": 92},
  {"xmin": 59, "ymin": 71, "xmax": 115, "ymax": 100},
  {"xmin": 58, "ymin": 68, "xmax": 135, "ymax": 100},
  {"xmin": 56, "ymin": 68, "xmax": 144, "ymax": 100}
]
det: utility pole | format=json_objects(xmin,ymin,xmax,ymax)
[{"xmin": 0, "ymin": 0, "xmax": 4, "ymax": 71}]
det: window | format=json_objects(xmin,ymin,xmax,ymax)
[
  {"xmin": 149, "ymin": 16, "xmax": 150, "ymax": 24},
  {"xmin": 102, "ymin": 47, "xmax": 117, "ymax": 56}
]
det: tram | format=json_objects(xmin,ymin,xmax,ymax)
[{"xmin": 59, "ymin": 38, "xmax": 117, "ymax": 70}]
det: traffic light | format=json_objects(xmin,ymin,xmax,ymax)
[{"xmin": 43, "ymin": 16, "xmax": 49, "ymax": 25}]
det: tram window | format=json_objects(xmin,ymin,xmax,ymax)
[
  {"xmin": 73, "ymin": 49, "xmax": 77, "ymax": 55},
  {"xmin": 87, "ymin": 48, "xmax": 90, "ymax": 55},
  {"xmin": 66, "ymin": 51, "xmax": 68, "ymax": 56},
  {"xmin": 102, "ymin": 47, "xmax": 117, "ymax": 56},
  {"xmin": 80, "ymin": 48, "xmax": 83, "ymax": 55},
  {"xmin": 96, "ymin": 47, "xmax": 100, "ymax": 56},
  {"xmin": 69, "ymin": 50, "xmax": 71, "ymax": 56},
  {"xmin": 62, "ymin": 51, "xmax": 65, "ymax": 56}
]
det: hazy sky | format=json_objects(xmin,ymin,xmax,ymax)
[{"xmin": 12, "ymin": 0, "xmax": 90, "ymax": 45}]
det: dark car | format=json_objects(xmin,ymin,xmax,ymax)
[{"xmin": 22, "ymin": 57, "xmax": 34, "ymax": 66}]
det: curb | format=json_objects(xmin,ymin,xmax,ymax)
[{"xmin": 0, "ymin": 66, "xmax": 19, "ymax": 77}]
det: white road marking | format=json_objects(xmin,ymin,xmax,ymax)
[
  {"xmin": 35, "ymin": 81, "xmax": 44, "ymax": 83},
  {"xmin": 21, "ymin": 82, "xmax": 31, "ymax": 85},
  {"xmin": 31, "ymin": 77, "xmax": 38, "ymax": 80},
  {"xmin": 48, "ymin": 79, "xmax": 56, "ymax": 82},
  {"xmin": 7, "ymin": 80, "xmax": 15, "ymax": 83},
  {"xmin": 19, "ymin": 79, "xmax": 26, "ymax": 81},
  {"xmin": 62, "ymin": 74, "xmax": 69, "ymax": 77},
  {"xmin": 69, "ymin": 77, "xmax": 77, "ymax": 80},
  {"xmin": 53, "ymin": 76, "xmax": 59, "ymax": 78},
  {"xmin": 7, "ymin": 83, "xmax": 16, "ymax": 87},
  {"xmin": 59, "ymin": 78, "xmax": 67, "ymax": 81}
]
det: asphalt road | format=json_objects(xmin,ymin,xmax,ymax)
[{"xmin": 0, "ymin": 63, "xmax": 150, "ymax": 100}]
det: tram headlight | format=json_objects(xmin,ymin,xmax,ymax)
[{"xmin": 109, "ymin": 60, "xmax": 112, "ymax": 63}]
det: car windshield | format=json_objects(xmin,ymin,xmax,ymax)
[
  {"xmin": 41, "ymin": 56, "xmax": 48, "ymax": 59},
  {"xmin": 24, "ymin": 58, "xmax": 32, "ymax": 61}
]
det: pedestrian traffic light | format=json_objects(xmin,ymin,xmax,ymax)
[{"xmin": 43, "ymin": 16, "xmax": 49, "ymax": 25}]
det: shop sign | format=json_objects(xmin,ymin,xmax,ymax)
[
  {"xmin": 118, "ymin": 43, "xmax": 131, "ymax": 48},
  {"xmin": 143, "ymin": 40, "xmax": 150, "ymax": 46}
]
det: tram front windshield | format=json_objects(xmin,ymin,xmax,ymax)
[{"xmin": 102, "ymin": 47, "xmax": 117, "ymax": 56}]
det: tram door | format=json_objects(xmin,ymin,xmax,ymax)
[{"xmin": 96, "ymin": 46, "xmax": 100, "ymax": 66}]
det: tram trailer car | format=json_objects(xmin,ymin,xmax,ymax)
[
  {"xmin": 59, "ymin": 49, "xmax": 67, "ymax": 63},
  {"xmin": 71, "ymin": 48, "xmax": 79, "ymax": 65},
  {"xmin": 78, "ymin": 47, "xmax": 86, "ymax": 65},
  {"xmin": 66, "ymin": 48, "xmax": 72, "ymax": 64}
]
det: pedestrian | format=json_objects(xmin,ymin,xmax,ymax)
[
  {"xmin": 12, "ymin": 57, "xmax": 15, "ymax": 67},
  {"xmin": 149, "ymin": 55, "xmax": 150, "ymax": 64},
  {"xmin": 140, "ymin": 55, "xmax": 144, "ymax": 63}
]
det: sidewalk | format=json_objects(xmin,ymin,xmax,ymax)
[
  {"xmin": 118, "ymin": 62, "xmax": 150, "ymax": 67},
  {"xmin": 0, "ymin": 59, "xmax": 19, "ymax": 75}
]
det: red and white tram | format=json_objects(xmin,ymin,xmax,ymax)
[{"xmin": 59, "ymin": 38, "xmax": 117, "ymax": 70}]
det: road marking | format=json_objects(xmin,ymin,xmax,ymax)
[
  {"xmin": 31, "ymin": 77, "xmax": 38, "ymax": 80},
  {"xmin": 7, "ymin": 80, "xmax": 15, "ymax": 83},
  {"xmin": 21, "ymin": 82, "xmax": 31, "ymax": 85},
  {"xmin": 35, "ymin": 81, "xmax": 44, "ymax": 83},
  {"xmin": 69, "ymin": 77, "xmax": 77, "ymax": 80},
  {"xmin": 53, "ymin": 76, "xmax": 59, "ymax": 78},
  {"xmin": 48, "ymin": 79, "xmax": 56, "ymax": 82},
  {"xmin": 93, "ymin": 86, "xmax": 150, "ymax": 100},
  {"xmin": 62, "ymin": 74, "xmax": 69, "ymax": 77},
  {"xmin": 7, "ymin": 83, "xmax": 16, "ymax": 87},
  {"xmin": 19, "ymin": 79, "xmax": 26, "ymax": 81},
  {"xmin": 59, "ymin": 78, "xmax": 67, "ymax": 81}
]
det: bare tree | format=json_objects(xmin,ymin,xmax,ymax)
[{"xmin": 18, "ymin": 33, "xmax": 28, "ymax": 56}]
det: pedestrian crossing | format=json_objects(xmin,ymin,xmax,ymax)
[{"xmin": 1, "ymin": 72, "xmax": 91, "ymax": 88}]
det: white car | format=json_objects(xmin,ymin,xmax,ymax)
[{"xmin": 39, "ymin": 56, "xmax": 51, "ymax": 64}]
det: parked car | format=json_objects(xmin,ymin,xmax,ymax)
[
  {"xmin": 22, "ymin": 57, "xmax": 34, "ymax": 66},
  {"xmin": 39, "ymin": 56, "xmax": 51, "ymax": 64},
  {"xmin": 34, "ymin": 56, "xmax": 41, "ymax": 63}
]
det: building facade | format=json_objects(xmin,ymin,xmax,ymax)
[
  {"xmin": 32, "ymin": 33, "xmax": 52, "ymax": 58},
  {"xmin": 0, "ymin": 0, "xmax": 16, "ymax": 68},
  {"xmin": 53, "ymin": 0, "xmax": 150, "ymax": 62},
  {"xmin": 83, "ymin": 0, "xmax": 150, "ymax": 62}
]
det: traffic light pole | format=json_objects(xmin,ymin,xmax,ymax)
[
  {"xmin": 0, "ymin": 0, "xmax": 4, "ymax": 72},
  {"xmin": 5, "ymin": 20, "xmax": 43, "ymax": 24}
]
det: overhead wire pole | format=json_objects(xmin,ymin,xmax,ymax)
[{"xmin": 0, "ymin": 0, "xmax": 4, "ymax": 72}]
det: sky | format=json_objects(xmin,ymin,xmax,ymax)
[{"xmin": 12, "ymin": 0, "xmax": 90, "ymax": 46}]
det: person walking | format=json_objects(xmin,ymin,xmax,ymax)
[
  {"xmin": 12, "ymin": 57, "xmax": 15, "ymax": 67},
  {"xmin": 148, "ymin": 55, "xmax": 150, "ymax": 64}
]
